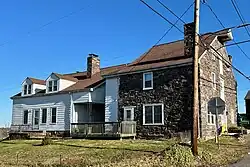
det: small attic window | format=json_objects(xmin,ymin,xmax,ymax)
[
  {"xmin": 47, "ymin": 80, "xmax": 58, "ymax": 92},
  {"xmin": 23, "ymin": 84, "xmax": 32, "ymax": 95}
]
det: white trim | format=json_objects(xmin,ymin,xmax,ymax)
[
  {"xmin": 198, "ymin": 36, "xmax": 218, "ymax": 63},
  {"xmin": 143, "ymin": 72, "xmax": 153, "ymax": 90},
  {"xmin": 207, "ymin": 112, "xmax": 216, "ymax": 125},
  {"xmin": 46, "ymin": 79, "xmax": 59, "ymax": 93},
  {"xmin": 22, "ymin": 84, "xmax": 33, "ymax": 96},
  {"xmin": 123, "ymin": 106, "xmax": 135, "ymax": 121},
  {"xmin": 50, "ymin": 107, "xmax": 57, "ymax": 124},
  {"xmin": 211, "ymin": 72, "xmax": 216, "ymax": 90},
  {"xmin": 143, "ymin": 103, "xmax": 164, "ymax": 125}
]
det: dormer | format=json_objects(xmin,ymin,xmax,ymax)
[
  {"xmin": 22, "ymin": 77, "xmax": 46, "ymax": 96},
  {"xmin": 46, "ymin": 73, "xmax": 78, "ymax": 93}
]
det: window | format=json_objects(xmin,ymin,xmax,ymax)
[
  {"xmin": 51, "ymin": 108, "xmax": 57, "ymax": 123},
  {"xmin": 212, "ymin": 73, "xmax": 216, "ymax": 89},
  {"xmin": 23, "ymin": 85, "xmax": 27, "ymax": 95},
  {"xmin": 123, "ymin": 107, "xmax": 135, "ymax": 121},
  {"xmin": 143, "ymin": 72, "xmax": 153, "ymax": 90},
  {"xmin": 34, "ymin": 110, "xmax": 40, "ymax": 125},
  {"xmin": 220, "ymin": 78, "xmax": 225, "ymax": 100},
  {"xmin": 143, "ymin": 104, "xmax": 164, "ymax": 125},
  {"xmin": 48, "ymin": 81, "xmax": 53, "ymax": 92},
  {"xmin": 53, "ymin": 80, "xmax": 58, "ymax": 91},
  {"xmin": 28, "ymin": 85, "xmax": 32, "ymax": 94},
  {"xmin": 219, "ymin": 58, "xmax": 223, "ymax": 74},
  {"xmin": 207, "ymin": 112, "xmax": 215, "ymax": 125},
  {"xmin": 42, "ymin": 108, "xmax": 47, "ymax": 124},
  {"xmin": 23, "ymin": 84, "xmax": 32, "ymax": 95},
  {"xmin": 23, "ymin": 110, "xmax": 28, "ymax": 124},
  {"xmin": 48, "ymin": 80, "xmax": 58, "ymax": 92}
]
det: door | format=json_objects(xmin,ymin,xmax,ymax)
[{"xmin": 33, "ymin": 109, "xmax": 40, "ymax": 130}]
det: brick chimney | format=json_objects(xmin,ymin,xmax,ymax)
[
  {"xmin": 184, "ymin": 22, "xmax": 195, "ymax": 57},
  {"xmin": 87, "ymin": 54, "xmax": 100, "ymax": 78}
]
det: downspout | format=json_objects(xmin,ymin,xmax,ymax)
[{"xmin": 69, "ymin": 92, "xmax": 73, "ymax": 135}]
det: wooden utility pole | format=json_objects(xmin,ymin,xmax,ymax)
[{"xmin": 192, "ymin": 0, "xmax": 200, "ymax": 156}]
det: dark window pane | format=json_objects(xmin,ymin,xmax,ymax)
[
  {"xmin": 48, "ymin": 81, "xmax": 53, "ymax": 92},
  {"xmin": 24, "ymin": 85, "xmax": 27, "ymax": 95},
  {"xmin": 126, "ymin": 110, "xmax": 131, "ymax": 121},
  {"xmin": 23, "ymin": 110, "xmax": 28, "ymax": 124},
  {"xmin": 28, "ymin": 85, "xmax": 32, "ymax": 94},
  {"xmin": 154, "ymin": 105, "xmax": 163, "ymax": 124},
  {"xmin": 211, "ymin": 115, "xmax": 214, "ymax": 124},
  {"xmin": 208, "ymin": 114, "xmax": 211, "ymax": 123},
  {"xmin": 34, "ymin": 110, "xmax": 39, "ymax": 125},
  {"xmin": 42, "ymin": 109, "xmax": 47, "ymax": 123},
  {"xmin": 52, "ymin": 108, "xmax": 57, "ymax": 123},
  {"xmin": 145, "ymin": 106, "xmax": 153, "ymax": 124},
  {"xmin": 53, "ymin": 80, "xmax": 58, "ymax": 91},
  {"xmin": 145, "ymin": 80, "xmax": 152, "ymax": 88}
]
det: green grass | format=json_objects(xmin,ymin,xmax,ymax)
[{"xmin": 0, "ymin": 136, "xmax": 249, "ymax": 167}]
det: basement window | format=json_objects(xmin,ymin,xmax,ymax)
[
  {"xmin": 123, "ymin": 106, "xmax": 135, "ymax": 121},
  {"xmin": 143, "ymin": 72, "xmax": 153, "ymax": 90},
  {"xmin": 143, "ymin": 104, "xmax": 164, "ymax": 125}
]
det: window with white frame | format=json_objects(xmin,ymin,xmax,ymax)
[
  {"xmin": 143, "ymin": 72, "xmax": 153, "ymax": 90},
  {"xmin": 123, "ymin": 106, "xmax": 135, "ymax": 121},
  {"xmin": 212, "ymin": 72, "xmax": 216, "ymax": 89},
  {"xmin": 48, "ymin": 80, "xmax": 58, "ymax": 92},
  {"xmin": 23, "ymin": 110, "xmax": 28, "ymax": 124},
  {"xmin": 220, "ymin": 78, "xmax": 225, "ymax": 100},
  {"xmin": 143, "ymin": 104, "xmax": 164, "ymax": 125},
  {"xmin": 41, "ymin": 108, "xmax": 47, "ymax": 124},
  {"xmin": 23, "ymin": 84, "xmax": 32, "ymax": 95},
  {"xmin": 207, "ymin": 112, "xmax": 215, "ymax": 125},
  {"xmin": 51, "ymin": 107, "xmax": 57, "ymax": 124}
]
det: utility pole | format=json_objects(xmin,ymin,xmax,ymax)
[{"xmin": 192, "ymin": 0, "xmax": 200, "ymax": 156}]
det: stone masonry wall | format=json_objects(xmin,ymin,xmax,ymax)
[
  {"xmin": 118, "ymin": 65, "xmax": 193, "ymax": 138},
  {"xmin": 199, "ymin": 38, "xmax": 237, "ymax": 139}
]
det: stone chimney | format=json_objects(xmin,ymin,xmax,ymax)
[
  {"xmin": 184, "ymin": 22, "xmax": 195, "ymax": 57},
  {"xmin": 87, "ymin": 54, "xmax": 100, "ymax": 78}
]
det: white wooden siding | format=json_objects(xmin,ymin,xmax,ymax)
[
  {"xmin": 12, "ymin": 93, "xmax": 71, "ymax": 131},
  {"xmin": 59, "ymin": 79, "xmax": 76, "ymax": 91},
  {"xmin": 105, "ymin": 78, "xmax": 119, "ymax": 122}
]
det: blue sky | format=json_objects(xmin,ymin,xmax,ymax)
[{"xmin": 0, "ymin": 0, "xmax": 250, "ymax": 127}]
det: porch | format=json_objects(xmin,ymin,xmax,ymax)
[{"xmin": 71, "ymin": 121, "xmax": 136, "ymax": 139}]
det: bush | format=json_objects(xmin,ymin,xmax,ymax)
[
  {"xmin": 41, "ymin": 136, "xmax": 52, "ymax": 146},
  {"xmin": 164, "ymin": 144, "xmax": 195, "ymax": 167},
  {"xmin": 228, "ymin": 126, "xmax": 242, "ymax": 133}
]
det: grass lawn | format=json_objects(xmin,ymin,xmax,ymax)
[{"xmin": 0, "ymin": 136, "xmax": 249, "ymax": 167}]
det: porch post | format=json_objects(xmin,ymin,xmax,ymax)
[{"xmin": 88, "ymin": 102, "xmax": 93, "ymax": 122}]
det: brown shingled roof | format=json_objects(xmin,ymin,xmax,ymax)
[
  {"xmin": 28, "ymin": 77, "xmax": 46, "ymax": 85},
  {"xmin": 53, "ymin": 73, "xmax": 78, "ymax": 82}
]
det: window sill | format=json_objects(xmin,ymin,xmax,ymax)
[
  {"xmin": 50, "ymin": 123, "xmax": 57, "ymax": 125},
  {"xmin": 207, "ymin": 123, "xmax": 215, "ymax": 126},
  {"xmin": 143, "ymin": 87, "xmax": 153, "ymax": 91},
  {"xmin": 40, "ymin": 123, "xmax": 47, "ymax": 125},
  {"xmin": 143, "ymin": 123, "xmax": 164, "ymax": 126}
]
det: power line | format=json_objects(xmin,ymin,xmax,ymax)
[
  {"xmin": 140, "ymin": 0, "xmax": 250, "ymax": 82},
  {"xmin": 202, "ymin": 1, "xmax": 250, "ymax": 62},
  {"xmin": 130, "ymin": 0, "xmax": 194, "ymax": 73},
  {"xmin": 0, "ymin": 6, "xmax": 87, "ymax": 47},
  {"xmin": 230, "ymin": 0, "xmax": 250, "ymax": 38},
  {"xmin": 139, "ymin": 0, "xmax": 183, "ymax": 34}
]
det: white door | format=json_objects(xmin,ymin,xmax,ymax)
[{"xmin": 33, "ymin": 109, "xmax": 40, "ymax": 130}]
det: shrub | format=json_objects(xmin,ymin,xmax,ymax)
[
  {"xmin": 228, "ymin": 126, "xmax": 242, "ymax": 133},
  {"xmin": 41, "ymin": 136, "xmax": 52, "ymax": 146},
  {"xmin": 164, "ymin": 144, "xmax": 195, "ymax": 167}
]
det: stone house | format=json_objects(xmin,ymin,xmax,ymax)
[{"xmin": 11, "ymin": 24, "xmax": 237, "ymax": 139}]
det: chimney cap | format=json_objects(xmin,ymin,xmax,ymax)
[{"xmin": 88, "ymin": 53, "xmax": 99, "ymax": 58}]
